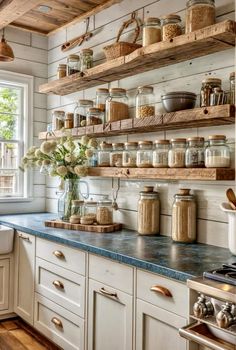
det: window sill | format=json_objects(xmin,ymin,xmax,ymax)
[{"xmin": 0, "ymin": 197, "xmax": 33, "ymax": 203}]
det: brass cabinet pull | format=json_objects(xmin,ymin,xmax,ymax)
[
  {"xmin": 99, "ymin": 287, "xmax": 118, "ymax": 298},
  {"xmin": 53, "ymin": 250, "xmax": 65, "ymax": 259},
  {"xmin": 18, "ymin": 233, "xmax": 31, "ymax": 242},
  {"xmin": 51, "ymin": 317, "xmax": 63, "ymax": 328},
  {"xmin": 53, "ymin": 280, "xmax": 64, "ymax": 290},
  {"xmin": 150, "ymin": 285, "xmax": 172, "ymax": 297}
]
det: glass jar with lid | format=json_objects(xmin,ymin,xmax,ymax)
[
  {"xmin": 67, "ymin": 54, "xmax": 80, "ymax": 75},
  {"xmin": 106, "ymin": 88, "xmax": 129, "ymax": 122},
  {"xmin": 80, "ymin": 48, "xmax": 93, "ymax": 72},
  {"xmin": 161, "ymin": 14, "xmax": 182, "ymax": 41},
  {"xmin": 185, "ymin": 137, "xmax": 205, "ymax": 168},
  {"xmin": 74, "ymin": 99, "xmax": 93, "ymax": 128},
  {"xmin": 137, "ymin": 141, "xmax": 153, "ymax": 168},
  {"xmin": 87, "ymin": 107, "xmax": 104, "ymax": 126},
  {"xmin": 96, "ymin": 88, "xmax": 109, "ymax": 112},
  {"xmin": 205, "ymin": 135, "xmax": 230, "ymax": 168},
  {"xmin": 185, "ymin": 0, "xmax": 215, "ymax": 33},
  {"xmin": 71, "ymin": 200, "xmax": 84, "ymax": 217},
  {"xmin": 97, "ymin": 199, "xmax": 113, "ymax": 225},
  {"xmin": 110, "ymin": 143, "xmax": 124, "ymax": 167},
  {"xmin": 122, "ymin": 142, "xmax": 138, "ymax": 167},
  {"xmin": 138, "ymin": 186, "xmax": 160, "ymax": 235},
  {"xmin": 168, "ymin": 138, "xmax": 186, "ymax": 168},
  {"xmin": 153, "ymin": 140, "xmax": 169, "ymax": 168},
  {"xmin": 172, "ymin": 189, "xmax": 197, "ymax": 243},
  {"xmin": 229, "ymin": 72, "xmax": 235, "ymax": 105},
  {"xmin": 57, "ymin": 64, "xmax": 67, "ymax": 79},
  {"xmin": 136, "ymin": 86, "xmax": 155, "ymax": 119},
  {"xmin": 64, "ymin": 112, "xmax": 74, "ymax": 129},
  {"xmin": 84, "ymin": 200, "xmax": 97, "ymax": 221},
  {"xmin": 143, "ymin": 17, "xmax": 161, "ymax": 46},
  {"xmin": 52, "ymin": 110, "xmax": 65, "ymax": 131},
  {"xmin": 200, "ymin": 78, "xmax": 221, "ymax": 107},
  {"xmin": 98, "ymin": 142, "xmax": 112, "ymax": 167}
]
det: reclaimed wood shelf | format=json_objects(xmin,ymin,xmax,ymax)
[
  {"xmin": 87, "ymin": 167, "xmax": 235, "ymax": 181},
  {"xmin": 38, "ymin": 104, "xmax": 235, "ymax": 140},
  {"xmin": 45, "ymin": 219, "xmax": 122, "ymax": 233},
  {"xmin": 39, "ymin": 20, "xmax": 235, "ymax": 95}
]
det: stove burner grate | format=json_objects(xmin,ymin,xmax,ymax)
[{"xmin": 203, "ymin": 264, "xmax": 236, "ymax": 286}]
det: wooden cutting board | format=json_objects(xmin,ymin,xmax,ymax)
[{"xmin": 45, "ymin": 219, "xmax": 122, "ymax": 233}]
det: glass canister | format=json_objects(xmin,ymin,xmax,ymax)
[
  {"xmin": 143, "ymin": 17, "xmax": 161, "ymax": 46},
  {"xmin": 57, "ymin": 64, "xmax": 67, "ymax": 79},
  {"xmin": 87, "ymin": 107, "xmax": 104, "ymax": 126},
  {"xmin": 168, "ymin": 138, "xmax": 186, "ymax": 168},
  {"xmin": 161, "ymin": 14, "xmax": 182, "ymax": 41},
  {"xmin": 137, "ymin": 186, "xmax": 160, "ymax": 235},
  {"xmin": 136, "ymin": 86, "xmax": 155, "ymax": 118},
  {"xmin": 153, "ymin": 140, "xmax": 169, "ymax": 168},
  {"xmin": 97, "ymin": 199, "xmax": 113, "ymax": 225},
  {"xmin": 185, "ymin": 137, "xmax": 205, "ymax": 168},
  {"xmin": 185, "ymin": 0, "xmax": 215, "ymax": 33},
  {"xmin": 67, "ymin": 54, "xmax": 80, "ymax": 75},
  {"xmin": 80, "ymin": 48, "xmax": 93, "ymax": 72},
  {"xmin": 106, "ymin": 88, "xmax": 129, "ymax": 122},
  {"xmin": 98, "ymin": 142, "xmax": 112, "ymax": 167},
  {"xmin": 122, "ymin": 142, "xmax": 138, "ymax": 167},
  {"xmin": 64, "ymin": 112, "xmax": 74, "ymax": 129},
  {"xmin": 229, "ymin": 72, "xmax": 235, "ymax": 104},
  {"xmin": 84, "ymin": 200, "xmax": 97, "ymax": 221},
  {"xmin": 110, "ymin": 143, "xmax": 124, "ymax": 167},
  {"xmin": 172, "ymin": 189, "xmax": 197, "ymax": 243},
  {"xmin": 137, "ymin": 141, "xmax": 153, "ymax": 168},
  {"xmin": 205, "ymin": 135, "xmax": 230, "ymax": 168},
  {"xmin": 52, "ymin": 110, "xmax": 65, "ymax": 131},
  {"xmin": 200, "ymin": 78, "xmax": 222, "ymax": 107},
  {"xmin": 74, "ymin": 99, "xmax": 93, "ymax": 128},
  {"xmin": 96, "ymin": 88, "xmax": 109, "ymax": 112},
  {"xmin": 71, "ymin": 200, "xmax": 84, "ymax": 217}
]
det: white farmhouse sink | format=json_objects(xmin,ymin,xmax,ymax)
[{"xmin": 0, "ymin": 225, "xmax": 14, "ymax": 254}]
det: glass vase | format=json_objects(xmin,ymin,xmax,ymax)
[{"xmin": 58, "ymin": 178, "xmax": 81, "ymax": 221}]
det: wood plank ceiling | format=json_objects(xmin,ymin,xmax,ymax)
[{"xmin": 0, "ymin": 0, "xmax": 123, "ymax": 35}]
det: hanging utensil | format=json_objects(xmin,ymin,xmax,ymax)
[
  {"xmin": 61, "ymin": 18, "xmax": 93, "ymax": 52},
  {"xmin": 112, "ymin": 178, "xmax": 120, "ymax": 210}
]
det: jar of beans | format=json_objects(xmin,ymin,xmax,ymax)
[
  {"xmin": 185, "ymin": 0, "xmax": 215, "ymax": 33},
  {"xmin": 161, "ymin": 14, "xmax": 182, "ymax": 41},
  {"xmin": 122, "ymin": 142, "xmax": 138, "ymax": 168},
  {"xmin": 110, "ymin": 143, "xmax": 124, "ymax": 167},
  {"xmin": 137, "ymin": 141, "xmax": 153, "ymax": 168},
  {"xmin": 168, "ymin": 138, "xmax": 186, "ymax": 168},
  {"xmin": 98, "ymin": 142, "xmax": 112, "ymax": 167},
  {"xmin": 185, "ymin": 137, "xmax": 205, "ymax": 168},
  {"xmin": 74, "ymin": 99, "xmax": 93, "ymax": 127},
  {"xmin": 97, "ymin": 199, "xmax": 113, "ymax": 225},
  {"xmin": 136, "ymin": 86, "xmax": 155, "ymax": 118},
  {"xmin": 153, "ymin": 140, "xmax": 170, "ymax": 168},
  {"xmin": 96, "ymin": 88, "xmax": 109, "ymax": 113},
  {"xmin": 87, "ymin": 107, "xmax": 104, "ymax": 126}
]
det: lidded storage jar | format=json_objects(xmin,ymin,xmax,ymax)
[
  {"xmin": 64, "ymin": 112, "xmax": 74, "ymax": 129},
  {"xmin": 185, "ymin": 0, "xmax": 215, "ymax": 33},
  {"xmin": 57, "ymin": 64, "xmax": 67, "ymax": 79},
  {"xmin": 98, "ymin": 142, "xmax": 112, "ymax": 167},
  {"xmin": 172, "ymin": 189, "xmax": 197, "ymax": 243},
  {"xmin": 110, "ymin": 143, "xmax": 124, "ymax": 167},
  {"xmin": 106, "ymin": 88, "xmax": 129, "ymax": 122},
  {"xmin": 229, "ymin": 72, "xmax": 235, "ymax": 105},
  {"xmin": 84, "ymin": 200, "xmax": 97, "ymax": 222},
  {"xmin": 143, "ymin": 17, "xmax": 161, "ymax": 46},
  {"xmin": 74, "ymin": 99, "xmax": 93, "ymax": 128},
  {"xmin": 67, "ymin": 54, "xmax": 80, "ymax": 75},
  {"xmin": 122, "ymin": 142, "xmax": 138, "ymax": 167},
  {"xmin": 96, "ymin": 88, "xmax": 109, "ymax": 112},
  {"xmin": 168, "ymin": 138, "xmax": 186, "ymax": 168},
  {"xmin": 161, "ymin": 14, "xmax": 182, "ymax": 41},
  {"xmin": 87, "ymin": 107, "xmax": 103, "ymax": 126},
  {"xmin": 137, "ymin": 141, "xmax": 153, "ymax": 168},
  {"xmin": 97, "ymin": 199, "xmax": 113, "ymax": 225},
  {"xmin": 137, "ymin": 186, "xmax": 160, "ymax": 235},
  {"xmin": 80, "ymin": 48, "xmax": 93, "ymax": 72},
  {"xmin": 205, "ymin": 135, "xmax": 230, "ymax": 168},
  {"xmin": 153, "ymin": 140, "xmax": 169, "ymax": 168},
  {"xmin": 200, "ymin": 78, "xmax": 221, "ymax": 107},
  {"xmin": 136, "ymin": 86, "xmax": 155, "ymax": 118},
  {"xmin": 52, "ymin": 110, "xmax": 65, "ymax": 131},
  {"xmin": 71, "ymin": 200, "xmax": 84, "ymax": 217},
  {"xmin": 185, "ymin": 137, "xmax": 205, "ymax": 168}
]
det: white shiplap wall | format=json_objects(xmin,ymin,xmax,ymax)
[
  {"xmin": 0, "ymin": 27, "xmax": 48, "ymax": 213},
  {"xmin": 46, "ymin": 0, "xmax": 236, "ymax": 248}
]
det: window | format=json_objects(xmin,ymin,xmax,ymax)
[{"xmin": 0, "ymin": 70, "xmax": 33, "ymax": 200}]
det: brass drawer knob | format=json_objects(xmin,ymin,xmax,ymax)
[
  {"xmin": 18, "ymin": 233, "xmax": 31, "ymax": 242},
  {"xmin": 99, "ymin": 287, "xmax": 118, "ymax": 298},
  {"xmin": 53, "ymin": 280, "xmax": 64, "ymax": 290},
  {"xmin": 150, "ymin": 285, "xmax": 172, "ymax": 297},
  {"xmin": 51, "ymin": 317, "xmax": 63, "ymax": 329},
  {"xmin": 53, "ymin": 250, "xmax": 65, "ymax": 259}
]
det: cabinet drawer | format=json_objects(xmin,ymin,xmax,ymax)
[
  {"xmin": 89, "ymin": 254, "xmax": 133, "ymax": 295},
  {"xmin": 137, "ymin": 269, "xmax": 188, "ymax": 317},
  {"xmin": 35, "ymin": 258, "xmax": 85, "ymax": 318},
  {"xmin": 36, "ymin": 238, "xmax": 86, "ymax": 275},
  {"xmin": 34, "ymin": 293, "xmax": 84, "ymax": 350}
]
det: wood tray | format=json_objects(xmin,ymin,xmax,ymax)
[{"xmin": 45, "ymin": 219, "xmax": 122, "ymax": 233}]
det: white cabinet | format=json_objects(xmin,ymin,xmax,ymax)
[
  {"xmin": 14, "ymin": 231, "xmax": 35, "ymax": 325},
  {"xmin": 0, "ymin": 259, "xmax": 10, "ymax": 312}
]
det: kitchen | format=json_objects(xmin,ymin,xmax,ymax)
[{"xmin": 0, "ymin": 0, "xmax": 235, "ymax": 349}]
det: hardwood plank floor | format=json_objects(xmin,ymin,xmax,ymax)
[{"xmin": 0, "ymin": 318, "xmax": 61, "ymax": 350}]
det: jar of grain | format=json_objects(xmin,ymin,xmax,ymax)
[
  {"xmin": 200, "ymin": 78, "xmax": 222, "ymax": 107},
  {"xmin": 87, "ymin": 107, "xmax": 104, "ymax": 126},
  {"xmin": 168, "ymin": 138, "xmax": 186, "ymax": 168},
  {"xmin": 80, "ymin": 48, "xmax": 93, "ymax": 72},
  {"xmin": 98, "ymin": 142, "xmax": 112, "ymax": 167},
  {"xmin": 153, "ymin": 140, "xmax": 169, "ymax": 168},
  {"xmin": 110, "ymin": 143, "xmax": 124, "ymax": 167},
  {"xmin": 143, "ymin": 17, "xmax": 161, "ymax": 46},
  {"xmin": 185, "ymin": 0, "xmax": 215, "ymax": 33},
  {"xmin": 57, "ymin": 64, "xmax": 67, "ymax": 79},
  {"xmin": 161, "ymin": 14, "xmax": 182, "ymax": 41},
  {"xmin": 84, "ymin": 200, "xmax": 97, "ymax": 222},
  {"xmin": 96, "ymin": 88, "xmax": 109, "ymax": 113},
  {"xmin": 97, "ymin": 199, "xmax": 113, "ymax": 225},
  {"xmin": 137, "ymin": 141, "xmax": 153, "ymax": 168},
  {"xmin": 172, "ymin": 188, "xmax": 197, "ymax": 243},
  {"xmin": 64, "ymin": 112, "xmax": 74, "ymax": 129},
  {"xmin": 106, "ymin": 88, "xmax": 129, "ymax": 122},
  {"xmin": 67, "ymin": 54, "xmax": 80, "ymax": 75},
  {"xmin": 229, "ymin": 72, "xmax": 235, "ymax": 105},
  {"xmin": 122, "ymin": 142, "xmax": 138, "ymax": 167},
  {"xmin": 74, "ymin": 99, "xmax": 93, "ymax": 127},
  {"xmin": 136, "ymin": 86, "xmax": 155, "ymax": 118},
  {"xmin": 185, "ymin": 137, "xmax": 205, "ymax": 168},
  {"xmin": 52, "ymin": 110, "xmax": 65, "ymax": 131},
  {"xmin": 138, "ymin": 186, "xmax": 160, "ymax": 235},
  {"xmin": 205, "ymin": 135, "xmax": 230, "ymax": 168}
]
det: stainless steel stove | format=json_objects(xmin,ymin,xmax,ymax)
[{"xmin": 203, "ymin": 262, "xmax": 236, "ymax": 286}]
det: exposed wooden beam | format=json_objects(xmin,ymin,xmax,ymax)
[{"xmin": 9, "ymin": 22, "xmax": 48, "ymax": 35}]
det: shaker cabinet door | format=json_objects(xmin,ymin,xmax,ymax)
[{"xmin": 0, "ymin": 259, "xmax": 10, "ymax": 311}]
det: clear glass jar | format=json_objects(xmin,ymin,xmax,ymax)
[
  {"xmin": 200, "ymin": 78, "xmax": 221, "ymax": 107},
  {"xmin": 98, "ymin": 142, "xmax": 112, "ymax": 167},
  {"xmin": 161, "ymin": 14, "xmax": 182, "ymax": 41},
  {"xmin": 138, "ymin": 186, "xmax": 160, "ymax": 235},
  {"xmin": 80, "ymin": 48, "xmax": 93, "ymax": 72},
  {"xmin": 67, "ymin": 54, "xmax": 80, "ymax": 75},
  {"xmin": 136, "ymin": 86, "xmax": 155, "ymax": 118},
  {"xmin": 52, "ymin": 110, "xmax": 65, "ymax": 131},
  {"xmin": 74, "ymin": 99, "xmax": 93, "ymax": 128},
  {"xmin": 205, "ymin": 135, "xmax": 230, "ymax": 168},
  {"xmin": 172, "ymin": 189, "xmax": 196, "ymax": 243},
  {"xmin": 71, "ymin": 200, "xmax": 84, "ymax": 217},
  {"xmin": 88, "ymin": 149, "xmax": 98, "ymax": 167},
  {"xmin": 137, "ymin": 141, "xmax": 153, "ymax": 168},
  {"xmin": 87, "ymin": 107, "xmax": 104, "ymax": 126},
  {"xmin": 106, "ymin": 88, "xmax": 129, "ymax": 122},
  {"xmin": 96, "ymin": 88, "xmax": 109, "ymax": 113},
  {"xmin": 185, "ymin": 0, "xmax": 215, "ymax": 33},
  {"xmin": 230, "ymin": 72, "xmax": 235, "ymax": 105},
  {"xmin": 168, "ymin": 138, "xmax": 186, "ymax": 168},
  {"xmin": 84, "ymin": 200, "xmax": 97, "ymax": 221},
  {"xmin": 143, "ymin": 17, "xmax": 161, "ymax": 46},
  {"xmin": 153, "ymin": 140, "xmax": 169, "ymax": 168},
  {"xmin": 110, "ymin": 143, "xmax": 124, "ymax": 167},
  {"xmin": 57, "ymin": 64, "xmax": 67, "ymax": 79},
  {"xmin": 122, "ymin": 142, "xmax": 138, "ymax": 167},
  {"xmin": 185, "ymin": 137, "xmax": 205, "ymax": 168},
  {"xmin": 64, "ymin": 112, "xmax": 74, "ymax": 129},
  {"xmin": 97, "ymin": 199, "xmax": 113, "ymax": 225}
]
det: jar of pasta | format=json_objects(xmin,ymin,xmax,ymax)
[
  {"xmin": 153, "ymin": 140, "xmax": 169, "ymax": 168},
  {"xmin": 98, "ymin": 142, "xmax": 112, "ymax": 167},
  {"xmin": 161, "ymin": 14, "xmax": 182, "ymax": 41},
  {"xmin": 106, "ymin": 88, "xmax": 129, "ymax": 122},
  {"xmin": 143, "ymin": 17, "xmax": 161, "ymax": 46},
  {"xmin": 122, "ymin": 142, "xmax": 138, "ymax": 167},
  {"xmin": 168, "ymin": 138, "xmax": 186, "ymax": 168},
  {"xmin": 205, "ymin": 135, "xmax": 230, "ymax": 168},
  {"xmin": 138, "ymin": 186, "xmax": 160, "ymax": 235},
  {"xmin": 137, "ymin": 141, "xmax": 153, "ymax": 168},
  {"xmin": 110, "ymin": 143, "xmax": 124, "ymax": 167},
  {"xmin": 185, "ymin": 0, "xmax": 215, "ymax": 33}
]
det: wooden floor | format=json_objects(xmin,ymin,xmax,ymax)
[{"xmin": 0, "ymin": 318, "xmax": 61, "ymax": 350}]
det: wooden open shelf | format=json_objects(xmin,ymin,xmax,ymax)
[
  {"xmin": 39, "ymin": 20, "xmax": 235, "ymax": 95},
  {"xmin": 38, "ymin": 104, "xmax": 235, "ymax": 140}
]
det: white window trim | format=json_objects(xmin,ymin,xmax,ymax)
[{"xmin": 0, "ymin": 70, "xmax": 34, "ymax": 202}]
